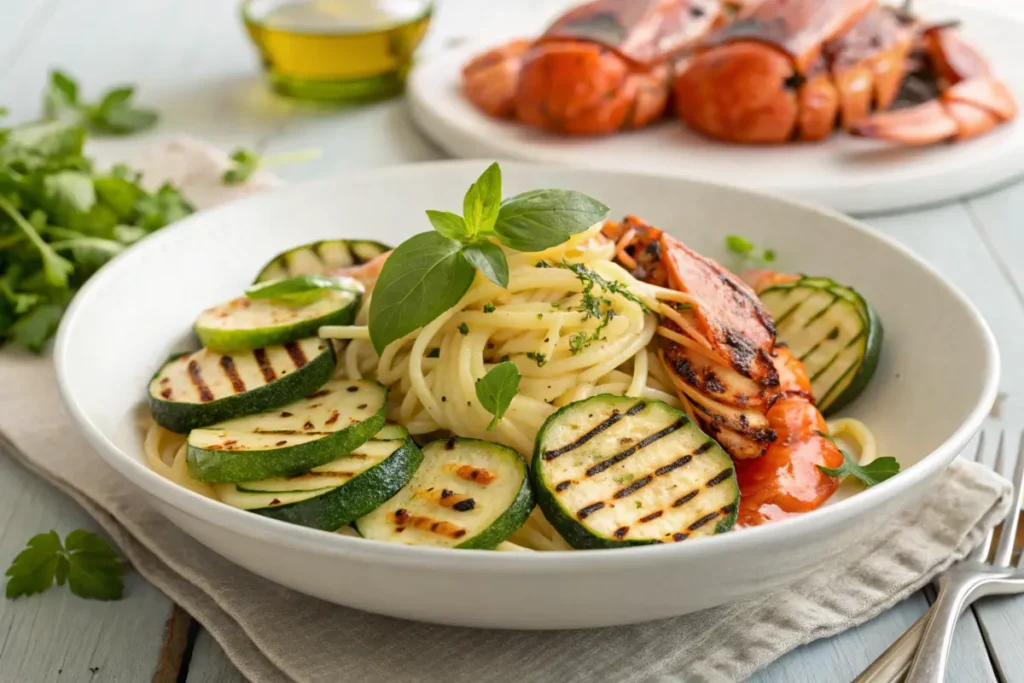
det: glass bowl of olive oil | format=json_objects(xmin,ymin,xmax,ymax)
[{"xmin": 242, "ymin": 0, "xmax": 433, "ymax": 102}]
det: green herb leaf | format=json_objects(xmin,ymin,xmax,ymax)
[
  {"xmin": 0, "ymin": 196, "xmax": 74, "ymax": 288},
  {"xmin": 475, "ymin": 361, "xmax": 520, "ymax": 430},
  {"xmin": 5, "ymin": 530, "xmax": 123, "ymax": 601},
  {"xmin": 135, "ymin": 184, "xmax": 193, "ymax": 231},
  {"xmin": 45, "ymin": 171, "xmax": 97, "ymax": 216},
  {"xmin": 5, "ymin": 531, "xmax": 63, "ymax": 599},
  {"xmin": 223, "ymin": 148, "xmax": 261, "ymax": 185},
  {"xmin": 458, "ymin": 322, "xmax": 470, "ymax": 335},
  {"xmin": 817, "ymin": 445, "xmax": 901, "ymax": 488},
  {"xmin": 368, "ymin": 231, "xmax": 476, "ymax": 354},
  {"xmin": 461, "ymin": 241, "xmax": 509, "ymax": 287},
  {"xmin": 725, "ymin": 235, "xmax": 754, "ymax": 255},
  {"xmin": 88, "ymin": 86, "xmax": 158, "ymax": 135},
  {"xmin": 11, "ymin": 302, "xmax": 68, "ymax": 353},
  {"xmin": 43, "ymin": 71, "xmax": 81, "ymax": 124},
  {"xmin": 462, "ymin": 162, "xmax": 501, "ymax": 237},
  {"xmin": 245, "ymin": 274, "xmax": 358, "ymax": 300},
  {"xmin": 64, "ymin": 530, "xmax": 124, "ymax": 601},
  {"xmin": 525, "ymin": 351, "xmax": 547, "ymax": 367},
  {"xmin": 494, "ymin": 189, "xmax": 609, "ymax": 252},
  {"xmin": 425, "ymin": 210, "xmax": 468, "ymax": 241}
]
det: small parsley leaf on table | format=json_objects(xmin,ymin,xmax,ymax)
[
  {"xmin": 475, "ymin": 361, "xmax": 521, "ymax": 430},
  {"xmin": 5, "ymin": 530, "xmax": 124, "ymax": 601}
]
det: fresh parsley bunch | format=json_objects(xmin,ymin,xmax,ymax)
[{"xmin": 0, "ymin": 73, "xmax": 192, "ymax": 352}]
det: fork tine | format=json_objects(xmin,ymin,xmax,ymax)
[
  {"xmin": 967, "ymin": 432, "xmax": 993, "ymax": 563},
  {"xmin": 994, "ymin": 432, "xmax": 1024, "ymax": 567}
]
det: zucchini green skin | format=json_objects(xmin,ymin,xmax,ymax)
[
  {"xmin": 532, "ymin": 395, "xmax": 738, "ymax": 550},
  {"xmin": 822, "ymin": 290, "xmax": 882, "ymax": 415},
  {"xmin": 354, "ymin": 438, "xmax": 534, "ymax": 550},
  {"xmin": 195, "ymin": 297, "xmax": 360, "ymax": 354},
  {"xmin": 253, "ymin": 437, "xmax": 423, "ymax": 531},
  {"xmin": 762, "ymin": 277, "xmax": 882, "ymax": 415},
  {"xmin": 254, "ymin": 239, "xmax": 391, "ymax": 283},
  {"xmin": 454, "ymin": 441, "xmax": 535, "ymax": 550},
  {"xmin": 147, "ymin": 341, "xmax": 335, "ymax": 434},
  {"xmin": 186, "ymin": 383, "xmax": 388, "ymax": 483}
]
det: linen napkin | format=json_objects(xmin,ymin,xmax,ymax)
[{"xmin": 0, "ymin": 139, "xmax": 1013, "ymax": 683}]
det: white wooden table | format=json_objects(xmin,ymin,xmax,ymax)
[{"xmin": 2, "ymin": 0, "xmax": 1023, "ymax": 681}]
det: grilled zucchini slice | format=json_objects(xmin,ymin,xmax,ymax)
[
  {"xmin": 195, "ymin": 284, "xmax": 362, "ymax": 353},
  {"xmin": 254, "ymin": 239, "xmax": 391, "ymax": 283},
  {"xmin": 148, "ymin": 338, "xmax": 335, "ymax": 433},
  {"xmin": 186, "ymin": 378, "xmax": 386, "ymax": 482},
  {"xmin": 533, "ymin": 395, "xmax": 738, "ymax": 549},
  {"xmin": 214, "ymin": 425, "xmax": 422, "ymax": 531},
  {"xmin": 759, "ymin": 277, "xmax": 882, "ymax": 414},
  {"xmin": 355, "ymin": 438, "xmax": 533, "ymax": 549}
]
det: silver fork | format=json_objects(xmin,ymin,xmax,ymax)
[{"xmin": 855, "ymin": 430, "xmax": 1024, "ymax": 683}]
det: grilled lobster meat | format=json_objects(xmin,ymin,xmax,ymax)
[
  {"xmin": 674, "ymin": 0, "xmax": 1016, "ymax": 144},
  {"xmin": 602, "ymin": 217, "xmax": 843, "ymax": 525},
  {"xmin": 850, "ymin": 23, "xmax": 1018, "ymax": 144},
  {"xmin": 462, "ymin": 0, "xmax": 728, "ymax": 135},
  {"xmin": 675, "ymin": 0, "xmax": 916, "ymax": 142}
]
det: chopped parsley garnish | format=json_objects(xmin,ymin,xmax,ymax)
[
  {"xmin": 525, "ymin": 351, "xmax": 547, "ymax": 367},
  {"xmin": 483, "ymin": 301, "xmax": 495, "ymax": 313},
  {"xmin": 457, "ymin": 322, "xmax": 469, "ymax": 335}
]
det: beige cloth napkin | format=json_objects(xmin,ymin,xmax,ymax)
[{"xmin": 0, "ymin": 139, "xmax": 1013, "ymax": 683}]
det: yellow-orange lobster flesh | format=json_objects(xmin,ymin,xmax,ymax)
[
  {"xmin": 674, "ymin": 0, "xmax": 918, "ymax": 142},
  {"xmin": 850, "ymin": 24, "xmax": 1018, "ymax": 144},
  {"xmin": 602, "ymin": 217, "xmax": 842, "ymax": 526},
  {"xmin": 462, "ymin": 0, "xmax": 728, "ymax": 135}
]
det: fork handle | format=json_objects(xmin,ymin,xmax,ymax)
[
  {"xmin": 852, "ymin": 613, "xmax": 928, "ymax": 683},
  {"xmin": 904, "ymin": 577, "xmax": 984, "ymax": 683}
]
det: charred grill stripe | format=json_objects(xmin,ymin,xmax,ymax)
[
  {"xmin": 673, "ymin": 532, "xmax": 689, "ymax": 542},
  {"xmin": 721, "ymin": 502, "xmax": 737, "ymax": 515},
  {"xmin": 799, "ymin": 340, "xmax": 824, "ymax": 363},
  {"xmin": 673, "ymin": 490, "xmax": 699, "ymax": 507},
  {"xmin": 576, "ymin": 502, "xmax": 606, "ymax": 519},
  {"xmin": 844, "ymin": 329, "xmax": 866, "ymax": 349},
  {"xmin": 706, "ymin": 468, "xmax": 734, "ymax": 487},
  {"xmin": 219, "ymin": 355, "xmax": 246, "ymax": 393},
  {"xmin": 452, "ymin": 498, "xmax": 476, "ymax": 512},
  {"xmin": 251, "ymin": 429, "xmax": 334, "ymax": 435},
  {"xmin": 187, "ymin": 360, "xmax": 215, "ymax": 402},
  {"xmin": 253, "ymin": 349, "xmax": 277, "ymax": 382},
  {"xmin": 639, "ymin": 510, "xmax": 663, "ymax": 523},
  {"xmin": 543, "ymin": 402, "xmax": 647, "ymax": 461},
  {"xmin": 803, "ymin": 297, "xmax": 840, "ymax": 327},
  {"xmin": 655, "ymin": 455, "xmax": 692, "ymax": 477},
  {"xmin": 585, "ymin": 417, "xmax": 687, "ymax": 476},
  {"xmin": 285, "ymin": 342, "xmax": 308, "ymax": 369},
  {"xmin": 613, "ymin": 527, "xmax": 630, "ymax": 539},
  {"xmin": 613, "ymin": 475, "xmax": 653, "ymax": 499},
  {"xmin": 694, "ymin": 441, "xmax": 714, "ymax": 455},
  {"xmin": 555, "ymin": 480, "xmax": 573, "ymax": 492},
  {"xmin": 688, "ymin": 511, "xmax": 720, "ymax": 531}
]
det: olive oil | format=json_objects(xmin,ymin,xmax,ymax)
[{"xmin": 242, "ymin": 0, "xmax": 432, "ymax": 102}]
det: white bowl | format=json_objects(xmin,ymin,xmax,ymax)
[{"xmin": 55, "ymin": 161, "xmax": 998, "ymax": 629}]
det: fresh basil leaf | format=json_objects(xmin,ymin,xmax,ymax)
[
  {"xmin": 135, "ymin": 184, "xmax": 193, "ymax": 231},
  {"xmin": 817, "ymin": 448, "xmax": 900, "ymax": 488},
  {"xmin": 44, "ymin": 171, "xmax": 96, "ymax": 215},
  {"xmin": 5, "ymin": 121, "xmax": 86, "ymax": 159},
  {"xmin": 475, "ymin": 361, "xmax": 520, "ymax": 430},
  {"xmin": 461, "ymin": 241, "xmax": 508, "ymax": 288},
  {"xmin": 494, "ymin": 189, "xmax": 609, "ymax": 252},
  {"xmin": 88, "ymin": 86, "xmax": 158, "ymax": 135},
  {"xmin": 245, "ymin": 274, "xmax": 359, "ymax": 300},
  {"xmin": 369, "ymin": 231, "xmax": 476, "ymax": 354},
  {"xmin": 425, "ymin": 210, "xmax": 468, "ymax": 241},
  {"xmin": 0, "ymin": 196, "xmax": 74, "ymax": 288},
  {"xmin": 462, "ymin": 162, "xmax": 501, "ymax": 237},
  {"xmin": 112, "ymin": 224, "xmax": 147, "ymax": 245}
]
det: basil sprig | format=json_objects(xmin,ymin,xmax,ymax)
[
  {"xmin": 368, "ymin": 163, "xmax": 609, "ymax": 354},
  {"xmin": 475, "ymin": 361, "xmax": 521, "ymax": 430}
]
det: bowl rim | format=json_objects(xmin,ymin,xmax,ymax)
[{"xmin": 54, "ymin": 159, "xmax": 1001, "ymax": 573}]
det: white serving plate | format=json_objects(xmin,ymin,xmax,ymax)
[
  {"xmin": 407, "ymin": 0, "xmax": 1024, "ymax": 215},
  {"xmin": 55, "ymin": 161, "xmax": 998, "ymax": 629}
]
